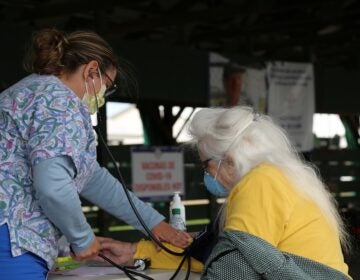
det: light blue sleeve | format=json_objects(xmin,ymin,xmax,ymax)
[
  {"xmin": 80, "ymin": 161, "xmax": 165, "ymax": 233},
  {"xmin": 33, "ymin": 156, "xmax": 95, "ymax": 253}
]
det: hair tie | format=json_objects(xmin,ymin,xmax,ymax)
[
  {"xmin": 62, "ymin": 36, "xmax": 69, "ymax": 45},
  {"xmin": 56, "ymin": 35, "xmax": 69, "ymax": 55}
]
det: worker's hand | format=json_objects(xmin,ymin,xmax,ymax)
[
  {"xmin": 97, "ymin": 237, "xmax": 137, "ymax": 266},
  {"xmin": 151, "ymin": 221, "xmax": 193, "ymax": 249},
  {"xmin": 71, "ymin": 237, "xmax": 100, "ymax": 261}
]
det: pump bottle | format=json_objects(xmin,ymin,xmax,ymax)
[{"xmin": 169, "ymin": 192, "xmax": 186, "ymax": 231}]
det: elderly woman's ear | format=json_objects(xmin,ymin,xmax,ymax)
[
  {"xmin": 221, "ymin": 155, "xmax": 238, "ymax": 187},
  {"xmin": 224, "ymin": 155, "xmax": 235, "ymax": 172}
]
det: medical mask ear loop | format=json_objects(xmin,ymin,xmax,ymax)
[
  {"xmin": 84, "ymin": 80, "xmax": 89, "ymax": 98},
  {"xmin": 98, "ymin": 67, "xmax": 104, "ymax": 87},
  {"xmin": 97, "ymin": 68, "xmax": 105, "ymax": 121},
  {"xmin": 214, "ymin": 160, "xmax": 222, "ymax": 181},
  {"xmin": 92, "ymin": 68, "xmax": 106, "ymax": 120},
  {"xmin": 91, "ymin": 73, "xmax": 102, "ymax": 120},
  {"xmin": 93, "ymin": 68, "xmax": 105, "ymax": 97}
]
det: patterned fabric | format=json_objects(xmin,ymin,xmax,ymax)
[
  {"xmin": 0, "ymin": 74, "xmax": 97, "ymax": 268},
  {"xmin": 201, "ymin": 230, "xmax": 351, "ymax": 280}
]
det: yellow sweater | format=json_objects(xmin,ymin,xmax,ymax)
[{"xmin": 225, "ymin": 163, "xmax": 349, "ymax": 277}]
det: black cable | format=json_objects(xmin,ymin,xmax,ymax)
[
  {"xmin": 168, "ymin": 250, "xmax": 192, "ymax": 280},
  {"xmin": 94, "ymin": 98, "xmax": 194, "ymax": 279},
  {"xmin": 96, "ymin": 125, "xmax": 195, "ymax": 279},
  {"xmin": 97, "ymin": 130, "xmax": 185, "ymax": 257},
  {"xmin": 185, "ymin": 255, "xmax": 191, "ymax": 280},
  {"xmin": 98, "ymin": 253, "xmax": 154, "ymax": 280},
  {"xmin": 169, "ymin": 250, "xmax": 188, "ymax": 280},
  {"xmin": 93, "ymin": 72, "xmax": 185, "ymax": 255}
]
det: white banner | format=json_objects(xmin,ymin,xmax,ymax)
[
  {"xmin": 131, "ymin": 146, "xmax": 185, "ymax": 198},
  {"xmin": 267, "ymin": 62, "xmax": 315, "ymax": 151}
]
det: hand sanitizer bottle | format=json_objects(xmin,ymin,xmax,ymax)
[{"xmin": 169, "ymin": 192, "xmax": 186, "ymax": 231}]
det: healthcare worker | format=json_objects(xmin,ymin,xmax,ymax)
[{"xmin": 0, "ymin": 28, "xmax": 191, "ymax": 280}]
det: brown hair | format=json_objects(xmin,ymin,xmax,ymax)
[{"xmin": 24, "ymin": 28, "xmax": 118, "ymax": 76}]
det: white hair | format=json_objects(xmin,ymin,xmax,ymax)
[{"xmin": 188, "ymin": 106, "xmax": 350, "ymax": 252}]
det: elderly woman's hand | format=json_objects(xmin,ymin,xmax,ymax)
[
  {"xmin": 97, "ymin": 237, "xmax": 137, "ymax": 266},
  {"xmin": 151, "ymin": 221, "xmax": 193, "ymax": 249}
]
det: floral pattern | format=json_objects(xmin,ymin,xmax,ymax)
[{"xmin": 0, "ymin": 74, "xmax": 97, "ymax": 269}]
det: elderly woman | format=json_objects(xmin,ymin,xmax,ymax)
[{"xmin": 98, "ymin": 106, "xmax": 352, "ymax": 279}]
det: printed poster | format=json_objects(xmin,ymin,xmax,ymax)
[{"xmin": 267, "ymin": 62, "xmax": 315, "ymax": 151}]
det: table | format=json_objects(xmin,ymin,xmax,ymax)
[{"xmin": 49, "ymin": 268, "xmax": 201, "ymax": 280}]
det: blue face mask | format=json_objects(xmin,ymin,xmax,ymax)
[{"xmin": 204, "ymin": 171, "xmax": 229, "ymax": 197}]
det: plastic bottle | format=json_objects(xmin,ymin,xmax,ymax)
[{"xmin": 169, "ymin": 192, "xmax": 186, "ymax": 231}]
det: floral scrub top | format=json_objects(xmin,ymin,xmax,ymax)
[{"xmin": 0, "ymin": 74, "xmax": 97, "ymax": 268}]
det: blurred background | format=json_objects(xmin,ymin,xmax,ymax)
[{"xmin": 0, "ymin": 1, "xmax": 359, "ymax": 278}]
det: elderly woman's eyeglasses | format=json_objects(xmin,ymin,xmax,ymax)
[
  {"xmin": 201, "ymin": 158, "xmax": 213, "ymax": 170},
  {"xmin": 103, "ymin": 71, "xmax": 118, "ymax": 97}
]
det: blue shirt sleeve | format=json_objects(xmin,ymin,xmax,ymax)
[
  {"xmin": 80, "ymin": 161, "xmax": 165, "ymax": 233},
  {"xmin": 33, "ymin": 156, "xmax": 95, "ymax": 253}
]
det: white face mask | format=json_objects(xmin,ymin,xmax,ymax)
[{"xmin": 82, "ymin": 68, "xmax": 107, "ymax": 114}]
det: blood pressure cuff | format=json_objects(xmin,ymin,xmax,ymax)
[{"xmin": 187, "ymin": 223, "xmax": 218, "ymax": 264}]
